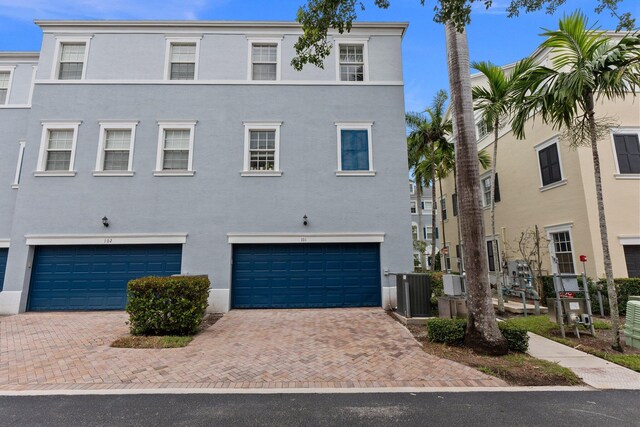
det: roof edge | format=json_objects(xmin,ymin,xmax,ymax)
[{"xmin": 0, "ymin": 51, "xmax": 40, "ymax": 59}]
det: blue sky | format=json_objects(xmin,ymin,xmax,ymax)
[{"xmin": 0, "ymin": 0, "xmax": 636, "ymax": 112}]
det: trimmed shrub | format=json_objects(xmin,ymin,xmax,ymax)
[
  {"xmin": 126, "ymin": 275, "xmax": 210, "ymax": 336},
  {"xmin": 426, "ymin": 318, "xmax": 466, "ymax": 345},
  {"xmin": 498, "ymin": 323, "xmax": 529, "ymax": 353}
]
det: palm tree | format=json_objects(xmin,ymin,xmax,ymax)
[
  {"xmin": 407, "ymin": 90, "xmax": 451, "ymax": 271},
  {"xmin": 445, "ymin": 23, "xmax": 508, "ymax": 354},
  {"xmin": 513, "ymin": 11, "xmax": 640, "ymax": 351},
  {"xmin": 406, "ymin": 122, "xmax": 429, "ymax": 270},
  {"xmin": 472, "ymin": 58, "xmax": 535, "ymax": 313}
]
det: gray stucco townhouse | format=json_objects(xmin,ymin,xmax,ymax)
[{"xmin": 0, "ymin": 20, "xmax": 412, "ymax": 314}]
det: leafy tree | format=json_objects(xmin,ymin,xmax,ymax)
[
  {"xmin": 471, "ymin": 58, "xmax": 536, "ymax": 312},
  {"xmin": 292, "ymin": 0, "xmax": 632, "ymax": 355},
  {"xmin": 512, "ymin": 11, "xmax": 640, "ymax": 351}
]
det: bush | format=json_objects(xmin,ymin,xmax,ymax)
[
  {"xmin": 498, "ymin": 323, "xmax": 529, "ymax": 353},
  {"xmin": 426, "ymin": 318, "xmax": 467, "ymax": 345},
  {"xmin": 126, "ymin": 275, "xmax": 210, "ymax": 336},
  {"xmin": 427, "ymin": 271, "xmax": 444, "ymax": 307},
  {"xmin": 426, "ymin": 318, "xmax": 529, "ymax": 352}
]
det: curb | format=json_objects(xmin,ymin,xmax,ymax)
[{"xmin": 0, "ymin": 386, "xmax": 597, "ymax": 396}]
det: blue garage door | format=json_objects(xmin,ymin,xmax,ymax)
[
  {"xmin": 0, "ymin": 248, "xmax": 8, "ymax": 291},
  {"xmin": 28, "ymin": 244, "xmax": 182, "ymax": 311},
  {"xmin": 232, "ymin": 243, "xmax": 381, "ymax": 309}
]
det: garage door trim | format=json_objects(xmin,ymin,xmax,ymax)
[
  {"xmin": 25, "ymin": 233, "xmax": 188, "ymax": 246},
  {"xmin": 227, "ymin": 232, "xmax": 385, "ymax": 244}
]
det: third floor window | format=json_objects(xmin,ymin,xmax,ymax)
[
  {"xmin": 58, "ymin": 43, "xmax": 86, "ymax": 80},
  {"xmin": 339, "ymin": 44, "xmax": 364, "ymax": 82},
  {"xmin": 169, "ymin": 43, "xmax": 197, "ymax": 80}
]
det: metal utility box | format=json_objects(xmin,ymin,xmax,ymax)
[
  {"xmin": 437, "ymin": 296, "xmax": 468, "ymax": 319},
  {"xmin": 443, "ymin": 274, "xmax": 465, "ymax": 296},
  {"xmin": 396, "ymin": 274, "xmax": 432, "ymax": 318},
  {"xmin": 547, "ymin": 298, "xmax": 588, "ymax": 321},
  {"xmin": 625, "ymin": 297, "xmax": 640, "ymax": 350}
]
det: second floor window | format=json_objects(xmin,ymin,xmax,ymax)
[
  {"xmin": 169, "ymin": 43, "xmax": 196, "ymax": 80},
  {"xmin": 339, "ymin": 44, "xmax": 364, "ymax": 81},
  {"xmin": 477, "ymin": 120, "xmax": 494, "ymax": 139},
  {"xmin": 45, "ymin": 129, "xmax": 74, "ymax": 171},
  {"xmin": 155, "ymin": 121, "xmax": 196, "ymax": 175},
  {"xmin": 613, "ymin": 133, "xmax": 640, "ymax": 174},
  {"xmin": 441, "ymin": 196, "xmax": 447, "ymax": 221},
  {"xmin": 252, "ymin": 44, "xmax": 278, "ymax": 81},
  {"xmin": 336, "ymin": 123, "xmax": 374, "ymax": 174},
  {"xmin": 410, "ymin": 201, "xmax": 417, "ymax": 214},
  {"xmin": 452, "ymin": 193, "xmax": 458, "ymax": 216},
  {"xmin": 58, "ymin": 43, "xmax": 86, "ymax": 80},
  {"xmin": 0, "ymin": 71, "xmax": 9, "ymax": 104},
  {"xmin": 538, "ymin": 142, "xmax": 563, "ymax": 187},
  {"xmin": 249, "ymin": 130, "xmax": 276, "ymax": 171}
]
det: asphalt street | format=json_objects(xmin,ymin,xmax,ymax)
[{"xmin": 0, "ymin": 390, "xmax": 638, "ymax": 426}]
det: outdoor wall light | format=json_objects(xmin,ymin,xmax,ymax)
[
  {"xmin": 303, "ymin": 214, "xmax": 308, "ymax": 226},
  {"xmin": 102, "ymin": 216, "xmax": 109, "ymax": 228}
]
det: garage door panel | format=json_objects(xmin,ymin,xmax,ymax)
[
  {"xmin": 232, "ymin": 243, "xmax": 380, "ymax": 309},
  {"xmin": 28, "ymin": 244, "xmax": 182, "ymax": 311}
]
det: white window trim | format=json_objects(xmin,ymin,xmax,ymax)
[
  {"xmin": 410, "ymin": 181, "xmax": 415, "ymax": 195},
  {"xmin": 164, "ymin": 37, "xmax": 202, "ymax": 81},
  {"xmin": 610, "ymin": 127, "xmax": 640, "ymax": 179},
  {"xmin": 410, "ymin": 200, "xmax": 417, "ymax": 214},
  {"xmin": 27, "ymin": 66, "xmax": 37, "ymax": 106},
  {"xmin": 0, "ymin": 239, "xmax": 9, "ymax": 249},
  {"xmin": 242, "ymin": 121, "xmax": 283, "ymax": 177},
  {"xmin": 335, "ymin": 122, "xmax": 375, "ymax": 176},
  {"xmin": 35, "ymin": 121, "xmax": 81, "ymax": 176},
  {"xmin": 545, "ymin": 222, "xmax": 577, "ymax": 276},
  {"xmin": 484, "ymin": 235, "xmax": 501, "ymax": 273},
  {"xmin": 334, "ymin": 37, "xmax": 370, "ymax": 82},
  {"xmin": 154, "ymin": 121, "xmax": 197, "ymax": 176},
  {"xmin": 246, "ymin": 37, "xmax": 283, "ymax": 82},
  {"xmin": 619, "ymin": 236, "xmax": 640, "ymax": 246},
  {"xmin": 0, "ymin": 66, "xmax": 15, "ymax": 105},
  {"xmin": 50, "ymin": 36, "xmax": 92, "ymax": 80},
  {"xmin": 411, "ymin": 222, "xmax": 419, "ymax": 240},
  {"xmin": 93, "ymin": 121, "xmax": 138, "ymax": 176},
  {"xmin": 11, "ymin": 140, "xmax": 26, "ymax": 189},
  {"xmin": 534, "ymin": 135, "xmax": 566, "ymax": 190}
]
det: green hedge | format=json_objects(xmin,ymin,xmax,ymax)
[
  {"xmin": 126, "ymin": 275, "xmax": 210, "ymax": 336},
  {"xmin": 426, "ymin": 318, "xmax": 529, "ymax": 352},
  {"xmin": 426, "ymin": 318, "xmax": 466, "ymax": 345},
  {"xmin": 498, "ymin": 322, "xmax": 529, "ymax": 353},
  {"xmin": 542, "ymin": 276, "xmax": 640, "ymax": 316}
]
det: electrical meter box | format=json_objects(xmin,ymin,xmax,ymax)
[{"xmin": 443, "ymin": 274, "xmax": 465, "ymax": 296}]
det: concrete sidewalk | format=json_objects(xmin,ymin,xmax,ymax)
[{"xmin": 527, "ymin": 332, "xmax": 640, "ymax": 389}]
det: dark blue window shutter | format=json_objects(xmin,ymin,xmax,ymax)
[{"xmin": 341, "ymin": 130, "xmax": 369, "ymax": 171}]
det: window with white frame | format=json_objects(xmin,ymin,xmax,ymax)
[
  {"xmin": 251, "ymin": 43, "xmax": 278, "ymax": 81},
  {"xmin": 550, "ymin": 230, "xmax": 575, "ymax": 274},
  {"xmin": 412, "ymin": 223, "xmax": 418, "ymax": 240},
  {"xmin": 338, "ymin": 43, "xmax": 365, "ymax": 81},
  {"xmin": 336, "ymin": 123, "xmax": 374, "ymax": 175},
  {"xmin": 424, "ymin": 200, "xmax": 432, "ymax": 211},
  {"xmin": 58, "ymin": 43, "xmax": 87, "ymax": 80},
  {"xmin": 537, "ymin": 140, "xmax": 563, "ymax": 187},
  {"xmin": 410, "ymin": 201, "xmax": 417, "ymax": 214},
  {"xmin": 0, "ymin": 70, "xmax": 11, "ymax": 104},
  {"xmin": 481, "ymin": 175, "xmax": 492, "ymax": 207},
  {"xmin": 36, "ymin": 122, "xmax": 81, "ymax": 174},
  {"xmin": 612, "ymin": 132, "xmax": 640, "ymax": 175},
  {"xmin": 410, "ymin": 182, "xmax": 415, "ymax": 194},
  {"xmin": 477, "ymin": 120, "xmax": 493, "ymax": 139},
  {"xmin": 242, "ymin": 122, "xmax": 282, "ymax": 176},
  {"xmin": 441, "ymin": 196, "xmax": 447, "ymax": 220},
  {"xmin": 94, "ymin": 122, "xmax": 137, "ymax": 174},
  {"xmin": 425, "ymin": 226, "xmax": 433, "ymax": 240},
  {"xmin": 168, "ymin": 42, "xmax": 197, "ymax": 80},
  {"xmin": 155, "ymin": 122, "xmax": 196, "ymax": 175}
]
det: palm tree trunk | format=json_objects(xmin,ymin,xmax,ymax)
[
  {"xmin": 491, "ymin": 120, "xmax": 505, "ymax": 313},
  {"xmin": 445, "ymin": 22, "xmax": 507, "ymax": 355},
  {"xmin": 586, "ymin": 92, "xmax": 622, "ymax": 352},
  {"xmin": 454, "ymin": 166, "xmax": 464, "ymax": 274},
  {"xmin": 416, "ymin": 182, "xmax": 427, "ymax": 271},
  {"xmin": 438, "ymin": 176, "xmax": 448, "ymax": 271},
  {"xmin": 431, "ymin": 143, "xmax": 437, "ymax": 270}
]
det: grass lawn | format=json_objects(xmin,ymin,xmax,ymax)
[
  {"xmin": 505, "ymin": 315, "xmax": 640, "ymax": 372},
  {"xmin": 111, "ymin": 335, "xmax": 193, "ymax": 349}
]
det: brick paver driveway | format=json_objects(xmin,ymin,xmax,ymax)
[{"xmin": 0, "ymin": 308, "xmax": 505, "ymax": 390}]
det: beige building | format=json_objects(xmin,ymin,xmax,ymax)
[{"xmin": 437, "ymin": 44, "xmax": 640, "ymax": 281}]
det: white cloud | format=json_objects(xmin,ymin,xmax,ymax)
[
  {"xmin": 472, "ymin": 1, "xmax": 508, "ymax": 15},
  {"xmin": 0, "ymin": 0, "xmax": 223, "ymax": 21}
]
